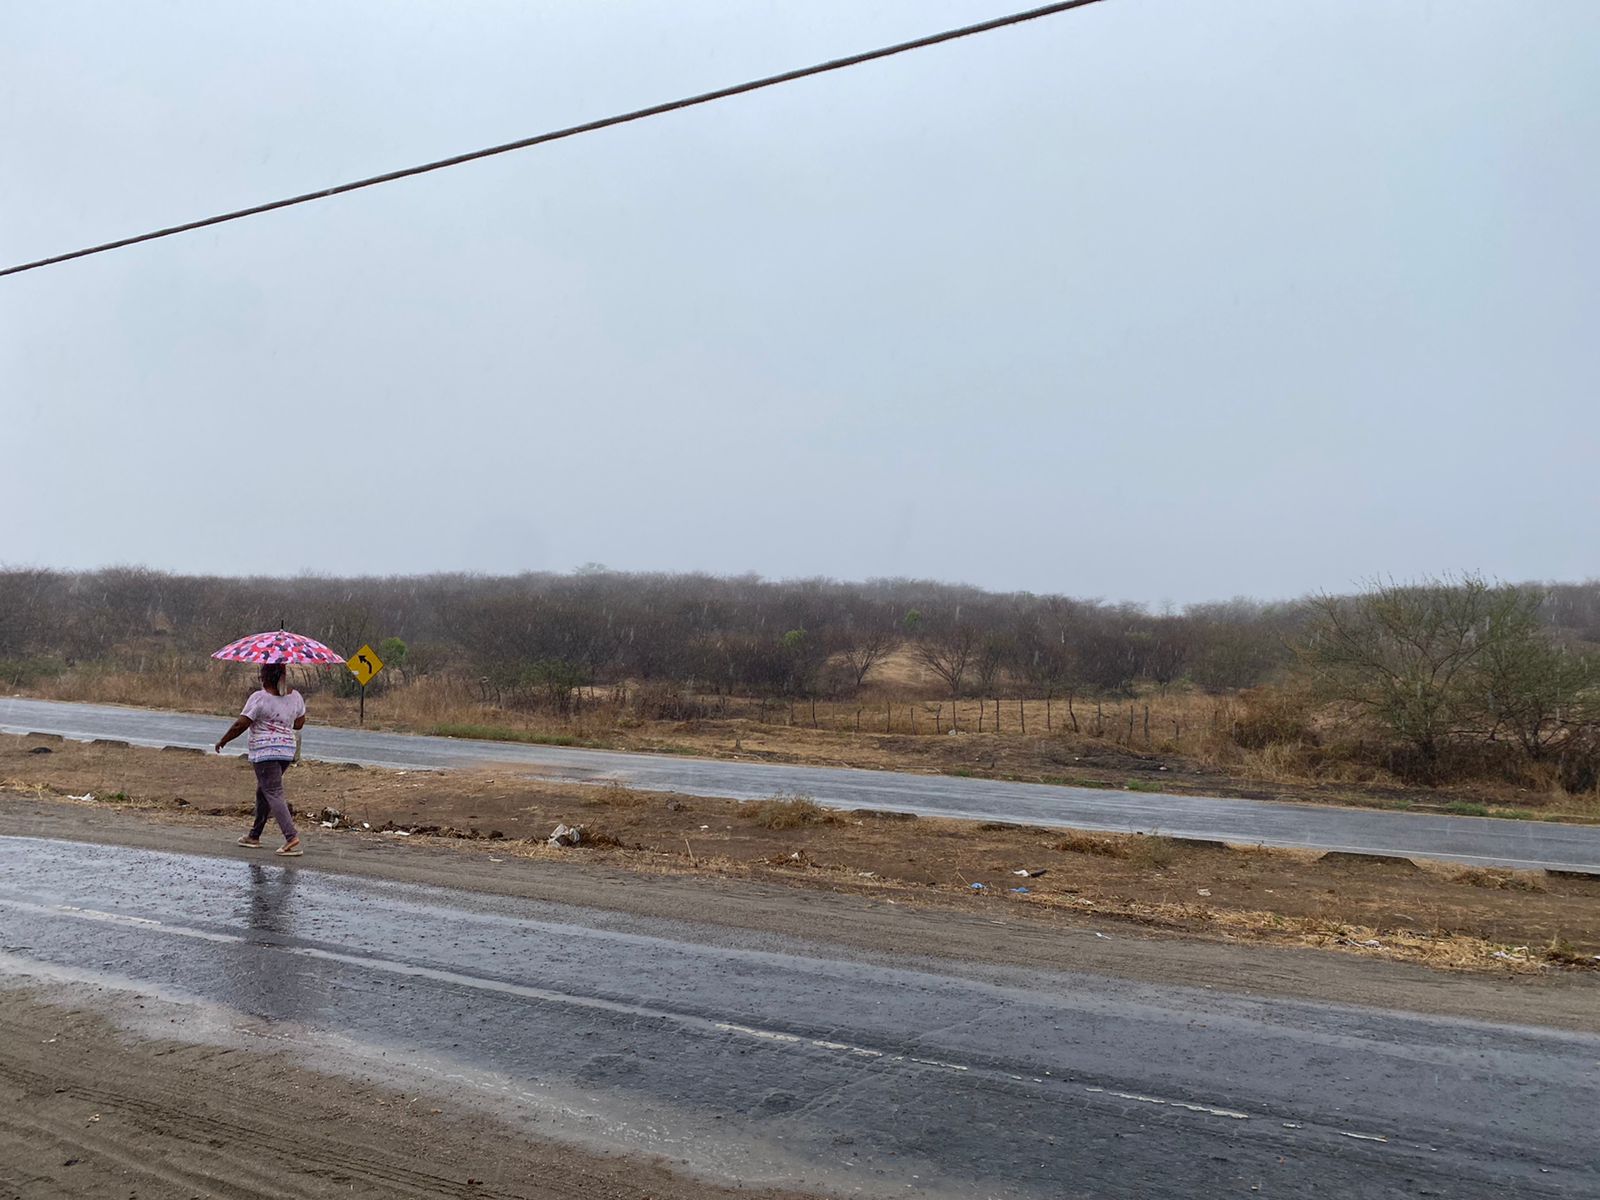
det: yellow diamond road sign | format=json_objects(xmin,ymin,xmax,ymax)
[{"xmin": 348, "ymin": 644, "xmax": 384, "ymax": 688}]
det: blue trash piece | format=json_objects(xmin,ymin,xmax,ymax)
[
  {"xmin": 969, "ymin": 882, "xmax": 986, "ymax": 890},
  {"xmin": 1011, "ymin": 886, "xmax": 1030, "ymax": 894}
]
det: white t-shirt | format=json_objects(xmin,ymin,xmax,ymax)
[{"xmin": 242, "ymin": 688, "xmax": 306, "ymax": 762}]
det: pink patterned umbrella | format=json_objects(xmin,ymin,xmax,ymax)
[{"xmin": 211, "ymin": 629, "xmax": 345, "ymax": 666}]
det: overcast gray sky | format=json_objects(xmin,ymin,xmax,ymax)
[{"xmin": 3, "ymin": 1, "xmax": 1596, "ymax": 604}]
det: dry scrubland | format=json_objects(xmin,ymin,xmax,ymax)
[
  {"xmin": 22, "ymin": 658, "xmax": 1600, "ymax": 823},
  {"xmin": 5, "ymin": 568, "xmax": 1600, "ymax": 815},
  {"xmin": 3, "ymin": 735, "xmax": 1597, "ymax": 974}
]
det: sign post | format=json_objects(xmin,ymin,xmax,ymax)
[{"xmin": 346, "ymin": 644, "xmax": 385, "ymax": 726}]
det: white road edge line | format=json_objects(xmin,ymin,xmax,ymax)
[{"xmin": 1084, "ymin": 1086, "xmax": 1251, "ymax": 1121}]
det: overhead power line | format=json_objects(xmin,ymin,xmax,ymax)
[{"xmin": 2, "ymin": 0, "xmax": 1107, "ymax": 279}]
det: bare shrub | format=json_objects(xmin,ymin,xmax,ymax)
[
  {"xmin": 1231, "ymin": 687, "xmax": 1316, "ymax": 751},
  {"xmin": 1126, "ymin": 834, "xmax": 1177, "ymax": 868},
  {"xmin": 1051, "ymin": 831, "xmax": 1130, "ymax": 859},
  {"xmin": 587, "ymin": 783, "xmax": 648, "ymax": 808},
  {"xmin": 632, "ymin": 682, "xmax": 707, "ymax": 721},
  {"xmin": 742, "ymin": 793, "xmax": 838, "ymax": 829}
]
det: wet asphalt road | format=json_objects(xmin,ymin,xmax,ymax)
[
  {"xmin": 5, "ymin": 697, "xmax": 1600, "ymax": 872},
  {"xmin": 0, "ymin": 837, "xmax": 1595, "ymax": 1198}
]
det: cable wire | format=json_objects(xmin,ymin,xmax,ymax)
[{"xmin": 2, "ymin": 0, "xmax": 1107, "ymax": 278}]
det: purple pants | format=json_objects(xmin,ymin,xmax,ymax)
[{"xmin": 248, "ymin": 759, "xmax": 298, "ymax": 841}]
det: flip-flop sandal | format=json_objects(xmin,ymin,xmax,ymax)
[
  {"xmin": 237, "ymin": 836, "xmax": 262, "ymax": 848},
  {"xmin": 275, "ymin": 841, "xmax": 304, "ymax": 857}
]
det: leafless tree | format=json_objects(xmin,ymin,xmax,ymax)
[{"xmin": 915, "ymin": 624, "xmax": 979, "ymax": 697}]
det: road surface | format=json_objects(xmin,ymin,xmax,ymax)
[
  {"xmin": 5, "ymin": 696, "xmax": 1600, "ymax": 873},
  {"xmin": 0, "ymin": 835, "xmax": 1594, "ymax": 1199}
]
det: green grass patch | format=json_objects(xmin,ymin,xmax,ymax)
[
  {"xmin": 0, "ymin": 657, "xmax": 64, "ymax": 687},
  {"xmin": 1443, "ymin": 800, "xmax": 1491, "ymax": 817},
  {"xmin": 1122, "ymin": 779, "xmax": 1163, "ymax": 793},
  {"xmin": 1039, "ymin": 775, "xmax": 1118, "ymax": 790},
  {"xmin": 428, "ymin": 724, "xmax": 609, "ymax": 749}
]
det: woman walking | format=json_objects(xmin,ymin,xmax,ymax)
[{"xmin": 215, "ymin": 663, "xmax": 307, "ymax": 855}]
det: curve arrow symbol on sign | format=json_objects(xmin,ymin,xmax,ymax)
[{"xmin": 359, "ymin": 655, "xmax": 374, "ymax": 672}]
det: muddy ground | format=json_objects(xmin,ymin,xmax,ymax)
[
  {"xmin": 4, "ymin": 734, "xmax": 1597, "ymax": 972},
  {"xmin": 0, "ymin": 986, "xmax": 821, "ymax": 1200}
]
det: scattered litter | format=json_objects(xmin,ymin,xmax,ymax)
[
  {"xmin": 1011, "ymin": 868, "xmax": 1046, "ymax": 878},
  {"xmin": 699, "ymin": 824, "xmax": 710, "ymax": 831},
  {"xmin": 1197, "ymin": 888, "xmax": 1212, "ymax": 897},
  {"xmin": 548, "ymin": 824, "xmax": 583, "ymax": 847},
  {"xmin": 969, "ymin": 882, "xmax": 986, "ymax": 891},
  {"xmin": 87, "ymin": 1114, "xmax": 99, "ymax": 1123},
  {"xmin": 319, "ymin": 821, "xmax": 336, "ymax": 829},
  {"xmin": 488, "ymin": 857, "xmax": 505, "ymax": 863},
  {"xmin": 789, "ymin": 851, "xmax": 803, "ymax": 861},
  {"xmin": 1339, "ymin": 1131, "xmax": 1389, "ymax": 1143},
  {"xmin": 1010, "ymin": 887, "xmax": 1030, "ymax": 894},
  {"xmin": 28, "ymin": 746, "xmax": 52, "ymax": 755},
  {"xmin": 361, "ymin": 822, "xmax": 371, "ymax": 829},
  {"xmin": 1092, "ymin": 932, "xmax": 1111, "ymax": 940},
  {"xmin": 68, "ymin": 793, "xmax": 94, "ymax": 803},
  {"xmin": 1281, "ymin": 1122, "xmax": 1302, "ymax": 1130},
  {"xmin": 857, "ymin": 871, "xmax": 877, "ymax": 878},
  {"xmin": 394, "ymin": 829, "xmax": 412, "ymax": 837}
]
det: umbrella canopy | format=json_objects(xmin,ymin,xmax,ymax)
[{"xmin": 211, "ymin": 629, "xmax": 345, "ymax": 666}]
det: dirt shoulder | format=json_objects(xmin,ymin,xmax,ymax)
[
  {"xmin": 24, "ymin": 679, "xmax": 1600, "ymax": 823},
  {"xmin": 0, "ymin": 984, "xmax": 819, "ymax": 1200},
  {"xmin": 9, "ymin": 739, "xmax": 1600, "ymax": 1017}
]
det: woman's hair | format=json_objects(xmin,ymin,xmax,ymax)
[{"xmin": 260, "ymin": 663, "xmax": 287, "ymax": 693}]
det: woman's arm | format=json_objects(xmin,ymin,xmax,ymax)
[{"xmin": 215, "ymin": 716, "xmax": 252, "ymax": 753}]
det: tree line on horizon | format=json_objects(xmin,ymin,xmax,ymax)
[{"xmin": 3, "ymin": 567, "xmax": 1598, "ymax": 787}]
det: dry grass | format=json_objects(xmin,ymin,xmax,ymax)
[
  {"xmin": 21, "ymin": 667, "xmax": 1600, "ymax": 820},
  {"xmin": 740, "ymin": 793, "xmax": 840, "ymax": 830},
  {"xmin": 1452, "ymin": 867, "xmax": 1548, "ymax": 892},
  {"xmin": 1051, "ymin": 831, "xmax": 1134, "ymax": 859},
  {"xmin": 586, "ymin": 783, "xmax": 651, "ymax": 809}
]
